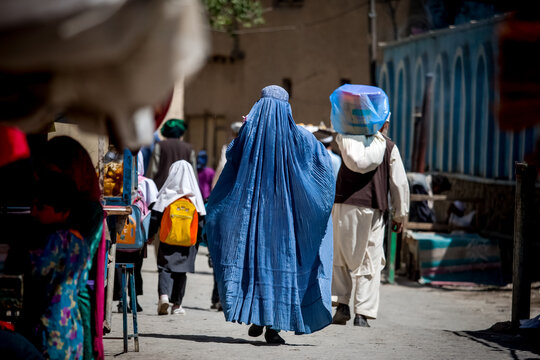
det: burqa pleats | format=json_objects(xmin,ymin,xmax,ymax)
[{"xmin": 206, "ymin": 94, "xmax": 335, "ymax": 334}]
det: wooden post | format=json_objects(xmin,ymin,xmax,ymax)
[
  {"xmin": 411, "ymin": 73, "xmax": 434, "ymax": 173},
  {"xmin": 512, "ymin": 162, "xmax": 536, "ymax": 327},
  {"xmin": 417, "ymin": 73, "xmax": 433, "ymax": 173},
  {"xmin": 104, "ymin": 233, "xmax": 117, "ymax": 330}
]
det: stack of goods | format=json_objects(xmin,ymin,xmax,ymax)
[
  {"xmin": 104, "ymin": 161, "xmax": 123, "ymax": 197},
  {"xmin": 329, "ymin": 84, "xmax": 390, "ymax": 135}
]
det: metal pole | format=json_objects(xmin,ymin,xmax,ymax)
[
  {"xmin": 511, "ymin": 162, "xmax": 535, "ymax": 327},
  {"xmin": 105, "ymin": 216, "xmax": 123, "ymax": 330}
]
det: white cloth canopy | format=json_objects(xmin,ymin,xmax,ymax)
[
  {"xmin": 153, "ymin": 160, "xmax": 205, "ymax": 215},
  {"xmin": 0, "ymin": 0, "xmax": 208, "ymax": 149}
]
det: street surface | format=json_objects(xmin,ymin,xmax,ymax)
[{"xmin": 104, "ymin": 245, "xmax": 540, "ymax": 359}]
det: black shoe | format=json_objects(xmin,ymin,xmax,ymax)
[
  {"xmin": 353, "ymin": 314, "xmax": 370, "ymax": 327},
  {"xmin": 117, "ymin": 301, "xmax": 124, "ymax": 313},
  {"xmin": 127, "ymin": 302, "xmax": 143, "ymax": 313},
  {"xmin": 264, "ymin": 328, "xmax": 285, "ymax": 345},
  {"xmin": 125, "ymin": 299, "xmax": 143, "ymax": 313},
  {"xmin": 248, "ymin": 324, "xmax": 264, "ymax": 337},
  {"xmin": 332, "ymin": 303, "xmax": 351, "ymax": 325}
]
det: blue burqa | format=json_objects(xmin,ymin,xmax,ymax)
[{"xmin": 206, "ymin": 85, "xmax": 335, "ymax": 334}]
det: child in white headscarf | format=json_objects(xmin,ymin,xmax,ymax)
[{"xmin": 149, "ymin": 160, "xmax": 206, "ymax": 315}]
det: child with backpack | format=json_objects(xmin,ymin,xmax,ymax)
[{"xmin": 149, "ymin": 160, "xmax": 206, "ymax": 315}]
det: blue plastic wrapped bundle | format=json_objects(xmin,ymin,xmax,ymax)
[
  {"xmin": 206, "ymin": 85, "xmax": 335, "ymax": 335},
  {"xmin": 329, "ymin": 84, "xmax": 390, "ymax": 135}
]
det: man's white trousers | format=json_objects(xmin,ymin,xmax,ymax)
[{"xmin": 332, "ymin": 203, "xmax": 386, "ymax": 319}]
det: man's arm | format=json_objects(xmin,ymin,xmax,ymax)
[{"xmin": 389, "ymin": 145, "xmax": 410, "ymax": 231}]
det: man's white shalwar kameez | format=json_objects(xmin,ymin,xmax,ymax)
[{"xmin": 332, "ymin": 133, "xmax": 409, "ymax": 319}]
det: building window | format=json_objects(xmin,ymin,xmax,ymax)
[
  {"xmin": 282, "ymin": 78, "xmax": 292, "ymax": 98},
  {"xmin": 274, "ymin": 0, "xmax": 304, "ymax": 8}
]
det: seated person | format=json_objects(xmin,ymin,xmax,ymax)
[
  {"xmin": 407, "ymin": 173, "xmax": 451, "ymax": 223},
  {"xmin": 17, "ymin": 171, "xmax": 90, "ymax": 359}
]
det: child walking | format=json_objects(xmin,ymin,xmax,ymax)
[{"xmin": 149, "ymin": 160, "xmax": 206, "ymax": 315}]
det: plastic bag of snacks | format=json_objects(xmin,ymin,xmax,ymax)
[
  {"xmin": 103, "ymin": 146, "xmax": 123, "ymax": 196},
  {"xmin": 329, "ymin": 84, "xmax": 390, "ymax": 136}
]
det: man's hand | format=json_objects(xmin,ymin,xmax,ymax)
[
  {"xmin": 391, "ymin": 221, "xmax": 403, "ymax": 233},
  {"xmin": 147, "ymin": 235, "xmax": 154, "ymax": 245}
]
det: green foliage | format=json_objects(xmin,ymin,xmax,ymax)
[{"xmin": 203, "ymin": 0, "xmax": 265, "ymax": 33}]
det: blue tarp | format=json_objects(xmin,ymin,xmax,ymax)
[
  {"xmin": 206, "ymin": 86, "xmax": 335, "ymax": 334},
  {"xmin": 330, "ymin": 84, "xmax": 390, "ymax": 135}
]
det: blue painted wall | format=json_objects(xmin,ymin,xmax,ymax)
[{"xmin": 378, "ymin": 17, "xmax": 538, "ymax": 180}]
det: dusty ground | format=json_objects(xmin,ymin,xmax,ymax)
[{"xmin": 103, "ymin": 246, "xmax": 540, "ymax": 359}]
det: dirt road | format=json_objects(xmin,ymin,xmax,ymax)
[{"xmin": 103, "ymin": 246, "xmax": 540, "ymax": 359}]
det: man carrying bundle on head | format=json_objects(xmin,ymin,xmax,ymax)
[
  {"xmin": 329, "ymin": 85, "xmax": 409, "ymax": 327},
  {"xmin": 147, "ymin": 118, "xmax": 196, "ymax": 190}
]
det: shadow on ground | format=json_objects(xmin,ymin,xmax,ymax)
[
  {"xmin": 450, "ymin": 324, "xmax": 540, "ymax": 359},
  {"xmin": 138, "ymin": 333, "xmax": 313, "ymax": 347}
]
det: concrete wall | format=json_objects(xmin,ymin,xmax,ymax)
[{"xmin": 184, "ymin": 0, "xmax": 410, "ymax": 167}]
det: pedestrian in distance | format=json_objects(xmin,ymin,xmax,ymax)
[
  {"xmin": 208, "ymin": 121, "xmax": 242, "ymax": 311},
  {"xmin": 149, "ymin": 160, "xmax": 206, "ymax": 316},
  {"xmin": 206, "ymin": 85, "xmax": 335, "ymax": 344},
  {"xmin": 211, "ymin": 121, "xmax": 243, "ymax": 189},
  {"xmin": 196, "ymin": 150, "xmax": 215, "ymax": 202},
  {"xmin": 314, "ymin": 130, "xmax": 342, "ymax": 180},
  {"xmin": 147, "ymin": 118, "xmax": 197, "ymax": 190},
  {"xmin": 329, "ymin": 84, "xmax": 409, "ymax": 327},
  {"xmin": 114, "ymin": 152, "xmax": 159, "ymax": 314}
]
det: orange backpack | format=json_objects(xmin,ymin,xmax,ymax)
[
  {"xmin": 116, "ymin": 205, "xmax": 145, "ymax": 250},
  {"xmin": 159, "ymin": 198, "xmax": 198, "ymax": 247}
]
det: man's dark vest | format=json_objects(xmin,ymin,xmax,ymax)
[
  {"xmin": 153, "ymin": 138, "xmax": 193, "ymax": 190},
  {"xmin": 334, "ymin": 136, "xmax": 395, "ymax": 211}
]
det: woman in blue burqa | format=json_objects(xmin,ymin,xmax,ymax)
[{"xmin": 206, "ymin": 85, "xmax": 335, "ymax": 344}]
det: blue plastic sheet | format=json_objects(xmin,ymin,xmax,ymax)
[
  {"xmin": 206, "ymin": 86, "xmax": 335, "ymax": 334},
  {"xmin": 330, "ymin": 84, "xmax": 390, "ymax": 135}
]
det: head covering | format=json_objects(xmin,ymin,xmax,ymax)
[
  {"xmin": 206, "ymin": 85, "xmax": 335, "ymax": 334},
  {"xmin": 160, "ymin": 118, "xmax": 187, "ymax": 138},
  {"xmin": 329, "ymin": 84, "xmax": 390, "ymax": 135},
  {"xmin": 230, "ymin": 121, "xmax": 243, "ymax": 134},
  {"xmin": 314, "ymin": 129, "xmax": 334, "ymax": 146},
  {"xmin": 137, "ymin": 151, "xmax": 145, "ymax": 176},
  {"xmin": 197, "ymin": 150, "xmax": 208, "ymax": 170},
  {"xmin": 0, "ymin": 125, "xmax": 30, "ymax": 167},
  {"xmin": 137, "ymin": 151, "xmax": 158, "ymax": 206},
  {"xmin": 38, "ymin": 136, "xmax": 103, "ymax": 236},
  {"xmin": 153, "ymin": 160, "xmax": 205, "ymax": 215},
  {"xmin": 41, "ymin": 136, "xmax": 100, "ymax": 202}
]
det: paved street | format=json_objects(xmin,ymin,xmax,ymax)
[{"xmin": 104, "ymin": 245, "xmax": 540, "ymax": 359}]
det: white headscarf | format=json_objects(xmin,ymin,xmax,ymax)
[
  {"xmin": 137, "ymin": 151, "xmax": 145, "ymax": 176},
  {"xmin": 153, "ymin": 160, "xmax": 206, "ymax": 215},
  {"xmin": 137, "ymin": 151, "xmax": 159, "ymax": 207}
]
